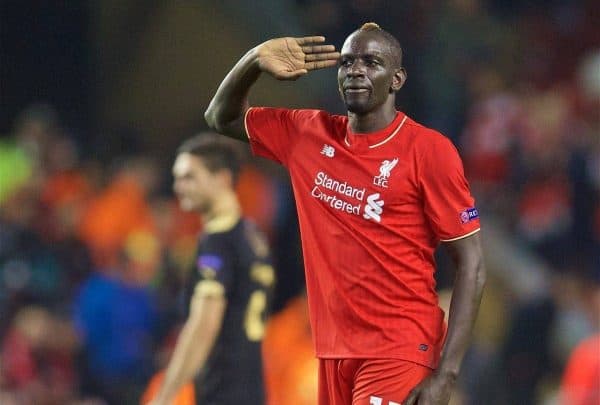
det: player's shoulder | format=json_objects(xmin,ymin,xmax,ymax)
[
  {"xmin": 239, "ymin": 217, "xmax": 261, "ymax": 237},
  {"xmin": 292, "ymin": 108, "xmax": 344, "ymax": 123},
  {"xmin": 405, "ymin": 117, "xmax": 450, "ymax": 143},
  {"xmin": 404, "ymin": 116, "xmax": 457, "ymax": 152},
  {"xmin": 288, "ymin": 109, "xmax": 347, "ymax": 135},
  {"xmin": 201, "ymin": 217, "xmax": 244, "ymax": 253},
  {"xmin": 239, "ymin": 218, "xmax": 271, "ymax": 260},
  {"xmin": 251, "ymin": 107, "xmax": 342, "ymax": 127}
]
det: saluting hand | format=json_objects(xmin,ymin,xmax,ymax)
[{"xmin": 255, "ymin": 36, "xmax": 340, "ymax": 80}]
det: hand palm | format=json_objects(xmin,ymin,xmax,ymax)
[
  {"xmin": 259, "ymin": 38, "xmax": 305, "ymax": 77},
  {"xmin": 256, "ymin": 36, "xmax": 339, "ymax": 80}
]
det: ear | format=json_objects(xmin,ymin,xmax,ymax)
[{"xmin": 391, "ymin": 67, "xmax": 407, "ymax": 92}]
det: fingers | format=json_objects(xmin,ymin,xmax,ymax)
[
  {"xmin": 305, "ymin": 59, "xmax": 339, "ymax": 71},
  {"xmin": 305, "ymin": 52, "xmax": 340, "ymax": 62},
  {"xmin": 296, "ymin": 36, "xmax": 336, "ymax": 56},
  {"xmin": 301, "ymin": 44, "xmax": 336, "ymax": 54},
  {"xmin": 295, "ymin": 36, "xmax": 326, "ymax": 45},
  {"xmin": 302, "ymin": 44, "xmax": 339, "ymax": 72},
  {"xmin": 293, "ymin": 36, "xmax": 339, "ymax": 70}
]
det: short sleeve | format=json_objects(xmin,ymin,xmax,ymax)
[
  {"xmin": 420, "ymin": 133, "xmax": 481, "ymax": 242},
  {"xmin": 244, "ymin": 107, "xmax": 305, "ymax": 166},
  {"xmin": 193, "ymin": 251, "xmax": 233, "ymax": 297}
]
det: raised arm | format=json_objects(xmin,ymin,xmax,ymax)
[
  {"xmin": 204, "ymin": 36, "xmax": 339, "ymax": 141},
  {"xmin": 405, "ymin": 232, "xmax": 486, "ymax": 405}
]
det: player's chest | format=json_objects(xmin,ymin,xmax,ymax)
[{"xmin": 289, "ymin": 138, "xmax": 420, "ymax": 224}]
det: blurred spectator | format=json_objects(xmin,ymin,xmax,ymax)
[
  {"xmin": 560, "ymin": 333, "xmax": 600, "ymax": 405},
  {"xmin": 559, "ymin": 270, "xmax": 600, "ymax": 405},
  {"xmin": 0, "ymin": 139, "xmax": 32, "ymax": 206},
  {"xmin": 0, "ymin": 306, "xmax": 79, "ymax": 405},
  {"xmin": 419, "ymin": 0, "xmax": 518, "ymax": 139},
  {"xmin": 0, "ymin": 178, "xmax": 66, "ymax": 316},
  {"xmin": 461, "ymin": 92, "xmax": 522, "ymax": 206},
  {"xmin": 9, "ymin": 103, "xmax": 61, "ymax": 174},
  {"xmin": 78, "ymin": 157, "xmax": 159, "ymax": 270},
  {"xmin": 73, "ymin": 244, "xmax": 159, "ymax": 404}
]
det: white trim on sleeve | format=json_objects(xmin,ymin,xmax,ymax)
[
  {"xmin": 243, "ymin": 107, "xmax": 254, "ymax": 140},
  {"xmin": 440, "ymin": 228, "xmax": 481, "ymax": 242}
]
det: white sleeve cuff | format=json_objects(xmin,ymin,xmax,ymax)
[{"xmin": 440, "ymin": 228, "xmax": 481, "ymax": 242}]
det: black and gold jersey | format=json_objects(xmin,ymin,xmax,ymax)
[{"xmin": 186, "ymin": 217, "xmax": 274, "ymax": 405}]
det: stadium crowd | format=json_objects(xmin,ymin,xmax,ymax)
[{"xmin": 0, "ymin": 1, "xmax": 598, "ymax": 404}]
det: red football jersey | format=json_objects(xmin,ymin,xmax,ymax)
[{"xmin": 245, "ymin": 108, "xmax": 480, "ymax": 368}]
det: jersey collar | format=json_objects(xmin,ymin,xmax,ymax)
[
  {"xmin": 344, "ymin": 112, "xmax": 407, "ymax": 152},
  {"xmin": 204, "ymin": 212, "xmax": 241, "ymax": 234}
]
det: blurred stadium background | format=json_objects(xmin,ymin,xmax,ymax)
[{"xmin": 0, "ymin": 1, "xmax": 598, "ymax": 404}]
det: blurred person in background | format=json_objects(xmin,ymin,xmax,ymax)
[
  {"xmin": 0, "ymin": 105, "xmax": 63, "ymax": 316},
  {"xmin": 145, "ymin": 134, "xmax": 274, "ymax": 405},
  {"xmin": 0, "ymin": 103, "xmax": 100, "ymax": 405},
  {"xmin": 73, "ymin": 234, "xmax": 160, "ymax": 404},
  {"xmin": 205, "ymin": 22, "xmax": 485, "ymax": 405},
  {"xmin": 0, "ymin": 306, "xmax": 79, "ymax": 405},
  {"xmin": 559, "ymin": 269, "xmax": 600, "ymax": 405},
  {"xmin": 77, "ymin": 156, "xmax": 160, "ymax": 270}
]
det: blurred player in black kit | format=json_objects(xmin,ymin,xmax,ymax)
[{"xmin": 149, "ymin": 133, "xmax": 274, "ymax": 405}]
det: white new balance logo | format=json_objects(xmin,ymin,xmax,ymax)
[
  {"xmin": 321, "ymin": 144, "xmax": 335, "ymax": 157},
  {"xmin": 373, "ymin": 158, "xmax": 398, "ymax": 188},
  {"xmin": 363, "ymin": 193, "xmax": 384, "ymax": 222}
]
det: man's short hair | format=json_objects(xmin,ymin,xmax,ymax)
[
  {"xmin": 356, "ymin": 22, "xmax": 403, "ymax": 68},
  {"xmin": 177, "ymin": 133, "xmax": 243, "ymax": 182}
]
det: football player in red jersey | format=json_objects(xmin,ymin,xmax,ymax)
[{"xmin": 205, "ymin": 23, "xmax": 486, "ymax": 405}]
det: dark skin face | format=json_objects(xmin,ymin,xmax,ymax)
[{"xmin": 337, "ymin": 30, "xmax": 406, "ymax": 132}]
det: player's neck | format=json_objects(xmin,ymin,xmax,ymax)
[
  {"xmin": 202, "ymin": 190, "xmax": 241, "ymax": 232},
  {"xmin": 347, "ymin": 105, "xmax": 397, "ymax": 134}
]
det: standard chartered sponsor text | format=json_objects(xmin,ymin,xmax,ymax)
[
  {"xmin": 311, "ymin": 171, "xmax": 366, "ymax": 216},
  {"xmin": 311, "ymin": 187, "xmax": 361, "ymax": 214},
  {"xmin": 315, "ymin": 171, "xmax": 365, "ymax": 200}
]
